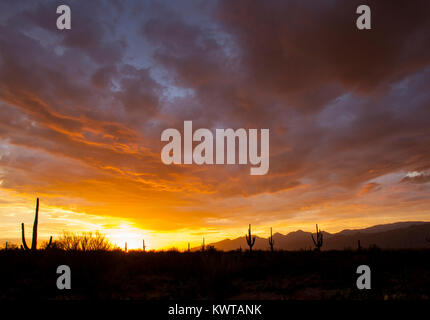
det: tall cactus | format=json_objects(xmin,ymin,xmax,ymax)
[
  {"xmin": 246, "ymin": 224, "xmax": 256, "ymax": 252},
  {"xmin": 187, "ymin": 242, "xmax": 190, "ymax": 252},
  {"xmin": 125, "ymin": 241, "xmax": 128, "ymax": 252},
  {"xmin": 21, "ymin": 198, "xmax": 52, "ymax": 251},
  {"xmin": 311, "ymin": 224, "xmax": 323, "ymax": 251},
  {"xmin": 201, "ymin": 237, "xmax": 205, "ymax": 252},
  {"xmin": 142, "ymin": 239, "xmax": 146, "ymax": 252},
  {"xmin": 268, "ymin": 227, "xmax": 274, "ymax": 252}
]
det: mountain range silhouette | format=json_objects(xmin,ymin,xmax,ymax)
[{"xmin": 202, "ymin": 221, "xmax": 430, "ymax": 251}]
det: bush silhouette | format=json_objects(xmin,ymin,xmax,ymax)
[{"xmin": 55, "ymin": 231, "xmax": 112, "ymax": 251}]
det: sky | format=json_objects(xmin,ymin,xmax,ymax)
[{"xmin": 0, "ymin": 0, "xmax": 430, "ymax": 250}]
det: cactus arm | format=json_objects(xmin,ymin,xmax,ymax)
[
  {"xmin": 31, "ymin": 198, "xmax": 39, "ymax": 250},
  {"xmin": 21, "ymin": 223, "xmax": 30, "ymax": 250},
  {"xmin": 246, "ymin": 224, "xmax": 256, "ymax": 251},
  {"xmin": 271, "ymin": 228, "xmax": 274, "ymax": 245},
  {"xmin": 311, "ymin": 234, "xmax": 317, "ymax": 247},
  {"xmin": 268, "ymin": 227, "xmax": 274, "ymax": 251},
  {"xmin": 46, "ymin": 236, "xmax": 53, "ymax": 249},
  {"xmin": 311, "ymin": 224, "xmax": 323, "ymax": 250},
  {"xmin": 21, "ymin": 198, "xmax": 52, "ymax": 251}
]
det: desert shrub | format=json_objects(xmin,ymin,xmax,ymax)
[
  {"xmin": 2, "ymin": 243, "xmax": 19, "ymax": 250},
  {"xmin": 206, "ymin": 245, "xmax": 217, "ymax": 253},
  {"xmin": 55, "ymin": 231, "xmax": 112, "ymax": 251}
]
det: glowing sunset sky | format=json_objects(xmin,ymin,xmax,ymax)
[{"xmin": 1, "ymin": 0, "xmax": 430, "ymax": 249}]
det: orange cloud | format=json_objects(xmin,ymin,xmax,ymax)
[{"xmin": 358, "ymin": 183, "xmax": 382, "ymax": 196}]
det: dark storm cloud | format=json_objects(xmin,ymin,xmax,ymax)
[
  {"xmin": 216, "ymin": 0, "xmax": 430, "ymax": 101},
  {"xmin": 140, "ymin": 0, "xmax": 430, "ymax": 193}
]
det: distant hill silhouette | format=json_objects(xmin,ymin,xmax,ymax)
[{"xmin": 202, "ymin": 222, "xmax": 430, "ymax": 251}]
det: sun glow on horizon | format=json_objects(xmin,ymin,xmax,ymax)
[
  {"xmin": 2, "ymin": 189, "xmax": 430, "ymax": 251},
  {"xmin": 104, "ymin": 223, "xmax": 148, "ymax": 250}
]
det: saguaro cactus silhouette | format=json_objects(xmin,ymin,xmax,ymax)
[
  {"xmin": 142, "ymin": 239, "xmax": 146, "ymax": 252},
  {"xmin": 311, "ymin": 224, "xmax": 323, "ymax": 251},
  {"xmin": 21, "ymin": 198, "xmax": 52, "ymax": 251},
  {"xmin": 268, "ymin": 227, "xmax": 274, "ymax": 252},
  {"xmin": 246, "ymin": 224, "xmax": 256, "ymax": 252},
  {"xmin": 125, "ymin": 241, "xmax": 127, "ymax": 252},
  {"xmin": 201, "ymin": 237, "xmax": 205, "ymax": 252},
  {"xmin": 187, "ymin": 242, "xmax": 190, "ymax": 252}
]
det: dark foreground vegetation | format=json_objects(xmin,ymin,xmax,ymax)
[
  {"xmin": 1, "ymin": 249, "xmax": 430, "ymax": 300},
  {"xmin": 4, "ymin": 199, "xmax": 430, "ymax": 300}
]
